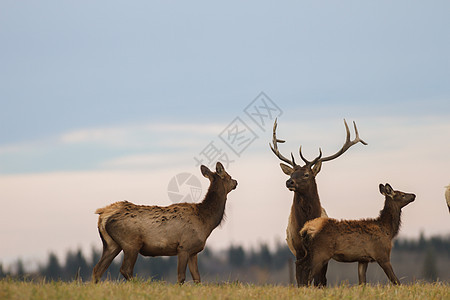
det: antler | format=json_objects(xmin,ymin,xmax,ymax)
[
  {"xmin": 269, "ymin": 118, "xmax": 296, "ymax": 167},
  {"xmin": 319, "ymin": 119, "xmax": 368, "ymax": 163},
  {"xmin": 271, "ymin": 119, "xmax": 367, "ymax": 168},
  {"xmin": 299, "ymin": 146, "xmax": 322, "ymax": 167}
]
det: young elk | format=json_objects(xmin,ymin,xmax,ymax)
[
  {"xmin": 299, "ymin": 183, "xmax": 416, "ymax": 286},
  {"xmin": 269, "ymin": 119, "xmax": 367, "ymax": 287},
  {"xmin": 92, "ymin": 162, "xmax": 237, "ymax": 284}
]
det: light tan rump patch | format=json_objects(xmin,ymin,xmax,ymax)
[{"xmin": 300, "ymin": 217, "xmax": 328, "ymax": 239}]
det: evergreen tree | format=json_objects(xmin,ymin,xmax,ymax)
[
  {"xmin": 91, "ymin": 247, "xmax": 101, "ymax": 269},
  {"xmin": 272, "ymin": 244, "xmax": 293, "ymax": 271},
  {"xmin": 15, "ymin": 259, "xmax": 25, "ymax": 280},
  {"xmin": 418, "ymin": 231, "xmax": 426, "ymax": 250},
  {"xmin": 75, "ymin": 249, "xmax": 89, "ymax": 281},
  {"xmin": 258, "ymin": 243, "xmax": 272, "ymax": 269},
  {"xmin": 422, "ymin": 247, "xmax": 438, "ymax": 282},
  {"xmin": 64, "ymin": 249, "xmax": 89, "ymax": 281},
  {"xmin": 0, "ymin": 264, "xmax": 6, "ymax": 278},
  {"xmin": 228, "ymin": 245, "xmax": 246, "ymax": 267},
  {"xmin": 42, "ymin": 252, "xmax": 62, "ymax": 281}
]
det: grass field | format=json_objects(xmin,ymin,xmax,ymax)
[{"xmin": 0, "ymin": 279, "xmax": 448, "ymax": 300}]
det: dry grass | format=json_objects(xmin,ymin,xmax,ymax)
[{"xmin": 0, "ymin": 279, "xmax": 448, "ymax": 300}]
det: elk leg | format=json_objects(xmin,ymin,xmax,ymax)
[
  {"xmin": 92, "ymin": 241, "xmax": 121, "ymax": 283},
  {"xmin": 188, "ymin": 254, "xmax": 201, "ymax": 283},
  {"xmin": 309, "ymin": 255, "xmax": 329, "ymax": 287},
  {"xmin": 295, "ymin": 259, "xmax": 303, "ymax": 287},
  {"xmin": 313, "ymin": 262, "xmax": 328, "ymax": 287},
  {"xmin": 295, "ymin": 256, "xmax": 310, "ymax": 287},
  {"xmin": 120, "ymin": 250, "xmax": 138, "ymax": 280},
  {"xmin": 378, "ymin": 260, "xmax": 400, "ymax": 285},
  {"xmin": 358, "ymin": 262, "xmax": 368, "ymax": 285},
  {"xmin": 177, "ymin": 252, "xmax": 189, "ymax": 284}
]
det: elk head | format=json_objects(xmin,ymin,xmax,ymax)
[
  {"xmin": 379, "ymin": 183, "xmax": 416, "ymax": 209},
  {"xmin": 201, "ymin": 162, "xmax": 238, "ymax": 193},
  {"xmin": 269, "ymin": 119, "xmax": 367, "ymax": 193}
]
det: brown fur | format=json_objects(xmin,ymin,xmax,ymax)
[
  {"xmin": 281, "ymin": 163, "xmax": 329, "ymax": 287},
  {"xmin": 271, "ymin": 119, "xmax": 366, "ymax": 287},
  {"xmin": 299, "ymin": 183, "xmax": 416, "ymax": 286},
  {"xmin": 92, "ymin": 162, "xmax": 237, "ymax": 284}
]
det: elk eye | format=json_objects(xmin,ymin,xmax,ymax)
[{"xmin": 304, "ymin": 173, "xmax": 309, "ymax": 178}]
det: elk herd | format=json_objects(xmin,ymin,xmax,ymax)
[{"xmin": 93, "ymin": 119, "xmax": 417, "ymax": 287}]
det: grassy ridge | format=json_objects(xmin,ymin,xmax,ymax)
[{"xmin": 0, "ymin": 279, "xmax": 448, "ymax": 300}]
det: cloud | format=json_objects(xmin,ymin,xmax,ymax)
[
  {"xmin": 0, "ymin": 121, "xmax": 232, "ymax": 174},
  {"xmin": 59, "ymin": 123, "xmax": 225, "ymax": 145},
  {"xmin": 1, "ymin": 116, "xmax": 449, "ymax": 176},
  {"xmin": 101, "ymin": 153, "xmax": 189, "ymax": 169},
  {"xmin": 59, "ymin": 127, "xmax": 129, "ymax": 144}
]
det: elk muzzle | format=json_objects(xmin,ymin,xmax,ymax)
[
  {"xmin": 232, "ymin": 180, "xmax": 238, "ymax": 190},
  {"xmin": 286, "ymin": 179, "xmax": 296, "ymax": 191}
]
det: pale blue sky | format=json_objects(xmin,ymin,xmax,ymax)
[
  {"xmin": 0, "ymin": 1, "xmax": 449, "ymax": 267},
  {"xmin": 1, "ymin": 1, "xmax": 449, "ymax": 146}
]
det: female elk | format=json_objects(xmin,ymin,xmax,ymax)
[
  {"xmin": 299, "ymin": 183, "xmax": 416, "ymax": 285},
  {"xmin": 92, "ymin": 162, "xmax": 237, "ymax": 284},
  {"xmin": 269, "ymin": 119, "xmax": 367, "ymax": 287}
]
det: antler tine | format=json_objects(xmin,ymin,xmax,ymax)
[
  {"xmin": 299, "ymin": 146, "xmax": 322, "ymax": 166},
  {"xmin": 353, "ymin": 121, "xmax": 368, "ymax": 146},
  {"xmin": 298, "ymin": 145, "xmax": 310, "ymax": 165},
  {"xmin": 319, "ymin": 119, "xmax": 368, "ymax": 163},
  {"xmin": 344, "ymin": 119, "xmax": 351, "ymax": 143},
  {"xmin": 269, "ymin": 118, "xmax": 296, "ymax": 167},
  {"xmin": 310, "ymin": 148, "xmax": 323, "ymax": 166}
]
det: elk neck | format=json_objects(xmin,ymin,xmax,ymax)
[
  {"xmin": 378, "ymin": 199, "xmax": 402, "ymax": 238},
  {"xmin": 197, "ymin": 179, "xmax": 228, "ymax": 230},
  {"xmin": 292, "ymin": 182, "xmax": 323, "ymax": 227}
]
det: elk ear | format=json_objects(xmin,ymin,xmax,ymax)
[
  {"xmin": 201, "ymin": 165, "xmax": 213, "ymax": 179},
  {"xmin": 379, "ymin": 183, "xmax": 394, "ymax": 197},
  {"xmin": 312, "ymin": 161, "xmax": 322, "ymax": 176},
  {"xmin": 216, "ymin": 162, "xmax": 226, "ymax": 178},
  {"xmin": 280, "ymin": 163, "xmax": 294, "ymax": 176},
  {"xmin": 379, "ymin": 184, "xmax": 385, "ymax": 195},
  {"xmin": 384, "ymin": 183, "xmax": 394, "ymax": 196}
]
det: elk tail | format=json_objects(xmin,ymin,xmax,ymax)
[
  {"xmin": 95, "ymin": 203, "xmax": 122, "ymax": 249},
  {"xmin": 299, "ymin": 228, "xmax": 311, "ymax": 261},
  {"xmin": 300, "ymin": 242, "xmax": 308, "ymax": 261}
]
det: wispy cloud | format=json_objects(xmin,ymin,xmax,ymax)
[
  {"xmin": 59, "ymin": 123, "xmax": 225, "ymax": 145},
  {"xmin": 60, "ymin": 127, "xmax": 129, "ymax": 144},
  {"xmin": 101, "ymin": 153, "xmax": 189, "ymax": 169},
  {"xmin": 0, "ymin": 121, "xmax": 230, "ymax": 174},
  {"xmin": 1, "ymin": 117, "xmax": 449, "ymax": 175}
]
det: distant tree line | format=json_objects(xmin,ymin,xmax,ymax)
[
  {"xmin": 393, "ymin": 232, "xmax": 450, "ymax": 254},
  {"xmin": 1, "ymin": 234, "xmax": 449, "ymax": 284}
]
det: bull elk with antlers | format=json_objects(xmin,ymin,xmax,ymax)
[
  {"xmin": 92, "ymin": 162, "xmax": 237, "ymax": 284},
  {"xmin": 269, "ymin": 119, "xmax": 367, "ymax": 286}
]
